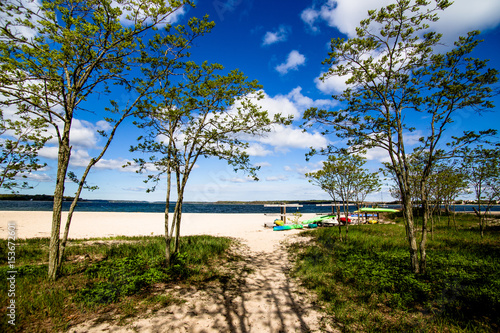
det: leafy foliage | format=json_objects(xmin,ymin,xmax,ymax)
[{"xmin": 0, "ymin": 110, "xmax": 49, "ymax": 191}]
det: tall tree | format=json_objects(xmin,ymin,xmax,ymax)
[
  {"xmin": 0, "ymin": 0, "xmax": 214, "ymax": 280},
  {"xmin": 130, "ymin": 61, "xmax": 290, "ymax": 264},
  {"xmin": 303, "ymin": 0, "xmax": 498, "ymax": 273}
]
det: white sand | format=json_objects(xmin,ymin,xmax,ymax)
[
  {"xmin": 0, "ymin": 211, "xmax": 335, "ymax": 332},
  {"xmin": 0, "ymin": 211, "xmax": 318, "ymax": 252}
]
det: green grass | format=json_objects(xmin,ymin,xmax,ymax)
[
  {"xmin": 289, "ymin": 214, "xmax": 500, "ymax": 332},
  {"xmin": 0, "ymin": 235, "xmax": 235, "ymax": 332}
]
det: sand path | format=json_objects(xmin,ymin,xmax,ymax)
[{"xmin": 71, "ymin": 231, "xmax": 333, "ymax": 332}]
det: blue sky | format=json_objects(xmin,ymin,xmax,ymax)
[{"xmin": 5, "ymin": 0, "xmax": 500, "ymax": 202}]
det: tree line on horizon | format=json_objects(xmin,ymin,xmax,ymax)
[{"xmin": 0, "ymin": 0, "xmax": 499, "ymax": 280}]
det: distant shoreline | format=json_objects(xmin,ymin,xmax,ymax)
[{"xmin": 2, "ymin": 195, "xmax": 497, "ymax": 207}]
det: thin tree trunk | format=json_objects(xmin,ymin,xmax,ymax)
[
  {"xmin": 48, "ymin": 126, "xmax": 71, "ymax": 281},
  {"xmin": 453, "ymin": 202, "xmax": 457, "ymax": 231},
  {"xmin": 419, "ymin": 195, "xmax": 429, "ymax": 274},
  {"xmin": 403, "ymin": 195, "xmax": 419, "ymax": 274},
  {"xmin": 164, "ymin": 165, "xmax": 172, "ymax": 265},
  {"xmin": 337, "ymin": 203, "xmax": 342, "ymax": 241}
]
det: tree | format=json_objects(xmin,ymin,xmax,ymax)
[
  {"xmin": 1, "ymin": 106, "xmax": 49, "ymax": 191},
  {"xmin": 130, "ymin": 61, "xmax": 290, "ymax": 264},
  {"xmin": 461, "ymin": 146, "xmax": 500, "ymax": 237},
  {"xmin": 0, "ymin": 0, "xmax": 214, "ymax": 280},
  {"xmin": 306, "ymin": 153, "xmax": 377, "ymax": 240},
  {"xmin": 303, "ymin": 0, "xmax": 498, "ymax": 273},
  {"xmin": 352, "ymin": 168, "xmax": 381, "ymax": 213},
  {"xmin": 429, "ymin": 161, "xmax": 467, "ymax": 230}
]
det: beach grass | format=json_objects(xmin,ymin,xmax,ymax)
[
  {"xmin": 288, "ymin": 213, "xmax": 500, "ymax": 332},
  {"xmin": 0, "ymin": 235, "xmax": 236, "ymax": 332}
]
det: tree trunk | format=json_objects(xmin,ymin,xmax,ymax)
[
  {"xmin": 48, "ymin": 126, "xmax": 71, "ymax": 281},
  {"xmin": 453, "ymin": 203, "xmax": 457, "ymax": 231},
  {"xmin": 403, "ymin": 195, "xmax": 419, "ymax": 274},
  {"xmin": 336, "ymin": 203, "xmax": 342, "ymax": 241},
  {"xmin": 164, "ymin": 166, "xmax": 172, "ymax": 265},
  {"xmin": 419, "ymin": 194, "xmax": 430, "ymax": 274}
]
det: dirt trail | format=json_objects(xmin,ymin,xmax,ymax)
[{"xmin": 71, "ymin": 233, "xmax": 336, "ymax": 332}]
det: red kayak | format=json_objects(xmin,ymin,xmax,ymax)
[{"xmin": 339, "ymin": 217, "xmax": 352, "ymax": 223}]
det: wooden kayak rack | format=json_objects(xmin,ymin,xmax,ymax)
[{"xmin": 264, "ymin": 203, "xmax": 303, "ymax": 224}]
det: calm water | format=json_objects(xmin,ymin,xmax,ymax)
[{"xmin": 0, "ymin": 200, "xmax": 496, "ymax": 214}]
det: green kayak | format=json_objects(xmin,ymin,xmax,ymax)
[
  {"xmin": 301, "ymin": 215, "xmax": 336, "ymax": 224},
  {"xmin": 273, "ymin": 224, "xmax": 304, "ymax": 231}
]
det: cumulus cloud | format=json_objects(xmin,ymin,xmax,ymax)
[
  {"xmin": 245, "ymin": 143, "xmax": 273, "ymax": 157},
  {"xmin": 262, "ymin": 25, "xmax": 290, "ymax": 45},
  {"xmin": 219, "ymin": 176, "xmax": 252, "ymax": 183},
  {"xmin": 284, "ymin": 161, "xmax": 325, "ymax": 177},
  {"xmin": 235, "ymin": 87, "xmax": 333, "ymax": 152},
  {"xmin": 241, "ymin": 90, "xmax": 300, "ymax": 119},
  {"xmin": 361, "ymin": 147, "xmax": 391, "ymax": 163},
  {"xmin": 114, "ymin": 0, "xmax": 187, "ymax": 26},
  {"xmin": 301, "ymin": 7, "xmax": 321, "ymax": 32},
  {"xmin": 266, "ymin": 175, "xmax": 289, "ymax": 182},
  {"xmin": 301, "ymin": 0, "xmax": 500, "ymax": 45},
  {"xmin": 286, "ymin": 87, "xmax": 335, "ymax": 109},
  {"xmin": 258, "ymin": 125, "xmax": 328, "ymax": 152},
  {"xmin": 249, "ymin": 86, "xmax": 336, "ymax": 119},
  {"xmin": 254, "ymin": 161, "xmax": 271, "ymax": 168},
  {"xmin": 275, "ymin": 50, "xmax": 306, "ymax": 75}
]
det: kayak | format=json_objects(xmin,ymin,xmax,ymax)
[
  {"xmin": 301, "ymin": 215, "xmax": 337, "ymax": 224},
  {"xmin": 273, "ymin": 224, "xmax": 304, "ymax": 231},
  {"xmin": 355, "ymin": 208, "xmax": 399, "ymax": 213}
]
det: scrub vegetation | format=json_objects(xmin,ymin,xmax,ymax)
[
  {"xmin": 0, "ymin": 235, "xmax": 236, "ymax": 332},
  {"xmin": 289, "ymin": 213, "xmax": 500, "ymax": 332}
]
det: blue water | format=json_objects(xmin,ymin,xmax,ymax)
[{"xmin": 0, "ymin": 200, "xmax": 496, "ymax": 214}]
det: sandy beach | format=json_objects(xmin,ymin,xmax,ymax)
[
  {"xmin": 1, "ymin": 211, "xmax": 334, "ymax": 332},
  {"xmin": 0, "ymin": 211, "xmax": 318, "ymax": 251}
]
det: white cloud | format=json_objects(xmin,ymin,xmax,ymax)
[
  {"xmin": 38, "ymin": 146, "xmax": 59, "ymax": 160},
  {"xmin": 249, "ymin": 86, "xmax": 336, "ymax": 119},
  {"xmin": 219, "ymin": 176, "xmax": 252, "ymax": 183},
  {"xmin": 286, "ymin": 87, "xmax": 336, "ymax": 109},
  {"xmin": 245, "ymin": 143, "xmax": 273, "ymax": 157},
  {"xmin": 315, "ymin": 70, "xmax": 351, "ymax": 95},
  {"xmin": 0, "ymin": 0, "xmax": 43, "ymax": 40},
  {"xmin": 301, "ymin": 0, "xmax": 500, "ymax": 45},
  {"xmin": 249, "ymin": 90, "xmax": 301, "ymax": 119},
  {"xmin": 236, "ymin": 87, "xmax": 333, "ymax": 152},
  {"xmin": 275, "ymin": 50, "xmax": 306, "ymax": 75},
  {"xmin": 301, "ymin": 8, "xmax": 320, "ymax": 32},
  {"xmin": 362, "ymin": 147, "xmax": 391, "ymax": 163},
  {"xmin": 258, "ymin": 125, "xmax": 328, "ymax": 151},
  {"xmin": 113, "ymin": 0, "xmax": 187, "ymax": 26},
  {"xmin": 266, "ymin": 175, "xmax": 289, "ymax": 182},
  {"xmin": 284, "ymin": 161, "xmax": 325, "ymax": 177},
  {"xmin": 262, "ymin": 25, "xmax": 290, "ymax": 45},
  {"xmin": 25, "ymin": 172, "xmax": 52, "ymax": 183},
  {"xmin": 255, "ymin": 161, "xmax": 271, "ymax": 168}
]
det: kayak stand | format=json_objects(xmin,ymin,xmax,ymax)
[{"xmin": 264, "ymin": 203, "xmax": 303, "ymax": 225}]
